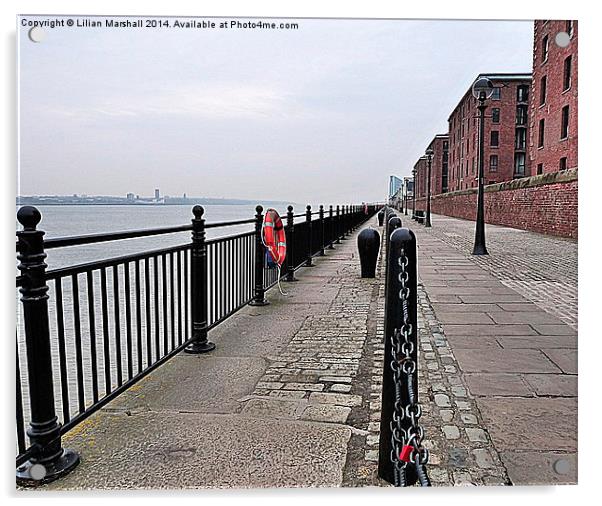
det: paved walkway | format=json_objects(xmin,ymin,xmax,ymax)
[
  {"xmin": 43, "ymin": 218, "xmax": 387, "ymax": 490},
  {"xmin": 409, "ymin": 213, "xmax": 577, "ymax": 485},
  {"xmin": 418, "ymin": 213, "xmax": 578, "ymax": 329},
  {"xmin": 38, "ymin": 212, "xmax": 577, "ymax": 490}
]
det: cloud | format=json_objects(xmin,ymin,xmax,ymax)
[{"xmin": 41, "ymin": 83, "xmax": 315, "ymax": 122}]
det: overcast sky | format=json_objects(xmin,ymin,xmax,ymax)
[{"xmin": 18, "ymin": 16, "xmax": 533, "ymax": 204}]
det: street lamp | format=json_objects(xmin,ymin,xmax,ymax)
[
  {"xmin": 411, "ymin": 168, "xmax": 417, "ymax": 220},
  {"xmin": 471, "ymin": 77, "xmax": 494, "ymax": 256},
  {"xmin": 425, "ymin": 147, "xmax": 434, "ymax": 227}
]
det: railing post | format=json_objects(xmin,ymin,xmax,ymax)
[
  {"xmin": 335, "ymin": 205, "xmax": 341, "ymax": 244},
  {"xmin": 328, "ymin": 205, "xmax": 335, "ymax": 249},
  {"xmin": 249, "ymin": 205, "xmax": 269, "ymax": 306},
  {"xmin": 186, "ymin": 206, "xmax": 215, "ymax": 353},
  {"xmin": 319, "ymin": 205, "xmax": 325, "ymax": 256},
  {"xmin": 284, "ymin": 205, "xmax": 298, "ymax": 282},
  {"xmin": 341, "ymin": 206, "xmax": 347, "ymax": 239},
  {"xmin": 378, "ymin": 227, "xmax": 420, "ymax": 487},
  {"xmin": 16, "ymin": 206, "xmax": 80, "ymax": 484},
  {"xmin": 305, "ymin": 204, "xmax": 314, "ymax": 267},
  {"xmin": 346, "ymin": 205, "xmax": 351, "ymax": 235}
]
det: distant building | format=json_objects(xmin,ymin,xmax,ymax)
[
  {"xmin": 126, "ymin": 192, "xmax": 135, "ymax": 201},
  {"xmin": 413, "ymin": 156, "xmax": 428, "ymax": 199},
  {"xmin": 528, "ymin": 20, "xmax": 578, "ymax": 174},
  {"xmin": 389, "ymin": 176, "xmax": 403, "ymax": 199},
  {"xmin": 424, "ymin": 134, "xmax": 450, "ymax": 196},
  {"xmin": 404, "ymin": 177, "xmax": 413, "ymax": 197},
  {"xmin": 447, "ymin": 73, "xmax": 532, "ymax": 192},
  {"xmin": 154, "ymin": 189, "xmax": 160, "ymax": 200}
]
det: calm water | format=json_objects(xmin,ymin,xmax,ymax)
[{"xmin": 16, "ymin": 204, "xmax": 272, "ymax": 269}]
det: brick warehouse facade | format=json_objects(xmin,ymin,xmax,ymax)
[
  {"xmin": 528, "ymin": 20, "xmax": 578, "ymax": 174},
  {"xmin": 414, "ymin": 135, "xmax": 449, "ymax": 199},
  {"xmin": 413, "ymin": 156, "xmax": 427, "ymax": 199},
  {"xmin": 415, "ymin": 169, "xmax": 577, "ymax": 239},
  {"xmin": 447, "ymin": 73, "xmax": 532, "ymax": 192}
]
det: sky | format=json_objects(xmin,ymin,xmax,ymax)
[{"xmin": 18, "ymin": 16, "xmax": 533, "ymax": 204}]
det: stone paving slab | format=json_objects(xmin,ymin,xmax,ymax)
[
  {"xmin": 45, "ymin": 412, "xmax": 351, "ymax": 489},
  {"xmin": 478, "ymin": 398, "xmax": 577, "ymax": 452},
  {"xmin": 500, "ymin": 451, "xmax": 577, "ymax": 486},
  {"xmin": 409, "ymin": 214, "xmax": 578, "ymax": 485}
]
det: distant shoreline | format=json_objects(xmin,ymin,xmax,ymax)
[{"xmin": 16, "ymin": 197, "xmax": 292, "ymax": 207}]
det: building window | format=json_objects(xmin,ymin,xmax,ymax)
[
  {"xmin": 537, "ymin": 163, "xmax": 543, "ymax": 175},
  {"xmin": 516, "ymin": 105, "xmax": 528, "ymax": 125},
  {"xmin": 563, "ymin": 56, "xmax": 572, "ymax": 90},
  {"xmin": 490, "ymin": 130, "xmax": 499, "ymax": 147},
  {"xmin": 515, "ymin": 128, "xmax": 526, "ymax": 150},
  {"xmin": 538, "ymin": 118, "xmax": 545, "ymax": 147},
  {"xmin": 491, "ymin": 88, "xmax": 501, "ymax": 100},
  {"xmin": 542, "ymin": 34, "xmax": 549, "ymax": 62},
  {"xmin": 443, "ymin": 140, "xmax": 449, "ymax": 150},
  {"xmin": 540, "ymin": 76, "xmax": 547, "ymax": 105},
  {"xmin": 566, "ymin": 20, "xmax": 574, "ymax": 38},
  {"xmin": 517, "ymin": 85, "xmax": 529, "ymax": 103},
  {"xmin": 489, "ymin": 155, "xmax": 498, "ymax": 172},
  {"xmin": 560, "ymin": 157, "xmax": 568, "ymax": 171},
  {"xmin": 561, "ymin": 105, "xmax": 570, "ymax": 139},
  {"xmin": 514, "ymin": 153, "xmax": 526, "ymax": 176},
  {"xmin": 492, "ymin": 108, "xmax": 500, "ymax": 123}
]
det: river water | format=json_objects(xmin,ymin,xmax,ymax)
[{"xmin": 17, "ymin": 204, "xmax": 270, "ymax": 270}]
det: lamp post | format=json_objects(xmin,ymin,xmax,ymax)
[
  {"xmin": 471, "ymin": 77, "xmax": 494, "ymax": 255},
  {"xmin": 411, "ymin": 168, "xmax": 417, "ymax": 220},
  {"xmin": 425, "ymin": 147, "xmax": 434, "ymax": 227},
  {"xmin": 404, "ymin": 178, "xmax": 409, "ymax": 216}
]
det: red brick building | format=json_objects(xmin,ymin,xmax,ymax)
[
  {"xmin": 413, "ymin": 156, "xmax": 427, "ymax": 199},
  {"xmin": 447, "ymin": 73, "xmax": 532, "ymax": 192},
  {"xmin": 413, "ymin": 134, "xmax": 449, "ymax": 201},
  {"xmin": 427, "ymin": 134, "xmax": 450, "ymax": 195},
  {"xmin": 528, "ymin": 20, "xmax": 578, "ymax": 174}
]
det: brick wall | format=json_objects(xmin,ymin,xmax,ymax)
[{"xmin": 415, "ymin": 169, "xmax": 577, "ymax": 239}]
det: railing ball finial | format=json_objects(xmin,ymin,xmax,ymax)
[
  {"xmin": 255, "ymin": 204, "xmax": 264, "ymax": 215},
  {"xmin": 17, "ymin": 206, "xmax": 42, "ymax": 230},
  {"xmin": 287, "ymin": 204, "xmax": 294, "ymax": 213},
  {"xmin": 306, "ymin": 204, "xmax": 311, "ymax": 212},
  {"xmin": 192, "ymin": 205, "xmax": 205, "ymax": 219}
]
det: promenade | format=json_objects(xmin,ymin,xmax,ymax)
[{"xmin": 40, "ymin": 212, "xmax": 577, "ymax": 489}]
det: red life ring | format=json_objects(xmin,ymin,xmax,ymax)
[{"xmin": 263, "ymin": 209, "xmax": 286, "ymax": 267}]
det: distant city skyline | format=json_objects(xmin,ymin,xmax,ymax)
[{"xmin": 18, "ymin": 16, "xmax": 533, "ymax": 203}]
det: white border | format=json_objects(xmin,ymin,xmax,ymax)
[{"xmin": 2, "ymin": 1, "xmax": 598, "ymax": 505}]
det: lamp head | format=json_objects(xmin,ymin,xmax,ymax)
[{"xmin": 471, "ymin": 77, "xmax": 494, "ymax": 100}]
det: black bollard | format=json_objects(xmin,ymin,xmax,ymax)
[
  {"xmin": 386, "ymin": 216, "xmax": 402, "ymax": 243},
  {"xmin": 377, "ymin": 209, "xmax": 385, "ymax": 226},
  {"xmin": 378, "ymin": 227, "xmax": 419, "ymax": 487},
  {"xmin": 357, "ymin": 228, "xmax": 381, "ymax": 278}
]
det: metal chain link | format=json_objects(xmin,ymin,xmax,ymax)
[{"xmin": 387, "ymin": 248, "xmax": 431, "ymax": 487}]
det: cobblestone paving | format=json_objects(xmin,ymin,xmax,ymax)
[
  {"xmin": 349, "ymin": 224, "xmax": 509, "ymax": 487},
  {"xmin": 426, "ymin": 215, "xmax": 577, "ymax": 329}
]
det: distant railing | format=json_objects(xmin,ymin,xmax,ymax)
[{"xmin": 15, "ymin": 202, "xmax": 379, "ymax": 484}]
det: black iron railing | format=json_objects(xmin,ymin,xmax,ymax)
[{"xmin": 15, "ymin": 202, "xmax": 378, "ymax": 483}]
